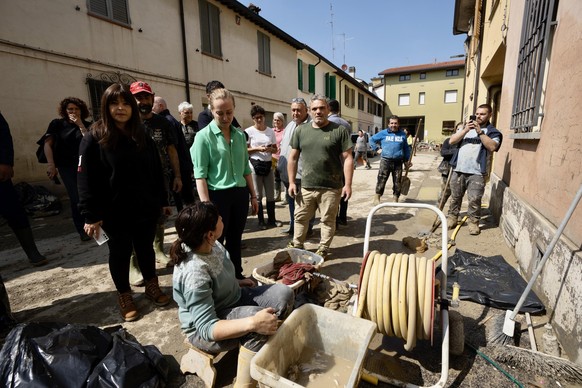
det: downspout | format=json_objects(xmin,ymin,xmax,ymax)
[
  {"xmin": 179, "ymin": 0, "xmax": 191, "ymax": 101},
  {"xmin": 471, "ymin": 0, "xmax": 486, "ymax": 114}
]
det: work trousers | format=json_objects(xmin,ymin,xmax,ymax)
[
  {"xmin": 293, "ymin": 188, "xmax": 341, "ymax": 251},
  {"xmin": 209, "ymin": 187, "xmax": 249, "ymax": 279},
  {"xmin": 375, "ymin": 158, "xmax": 403, "ymax": 197},
  {"xmin": 447, "ymin": 171, "xmax": 485, "ymax": 223},
  {"xmin": 187, "ymin": 284, "xmax": 294, "ymax": 353}
]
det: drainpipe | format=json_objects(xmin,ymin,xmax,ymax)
[
  {"xmin": 471, "ymin": 0, "xmax": 486, "ymax": 114},
  {"xmin": 179, "ymin": 0, "xmax": 191, "ymax": 101}
]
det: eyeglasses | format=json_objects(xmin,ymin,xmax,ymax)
[
  {"xmin": 291, "ymin": 97, "xmax": 306, "ymax": 104},
  {"xmin": 252, "ymin": 115, "xmax": 264, "ymax": 120}
]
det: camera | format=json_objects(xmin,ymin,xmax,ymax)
[{"xmin": 469, "ymin": 115, "xmax": 476, "ymax": 121}]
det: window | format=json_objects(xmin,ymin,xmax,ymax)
[
  {"xmin": 420, "ymin": 72, "xmax": 426, "ymax": 80},
  {"xmin": 442, "ymin": 120, "xmax": 456, "ymax": 135},
  {"xmin": 199, "ymin": 0, "xmax": 222, "ymax": 57},
  {"xmin": 446, "ymin": 69, "xmax": 460, "ymax": 77},
  {"xmin": 257, "ymin": 31, "xmax": 271, "ymax": 75},
  {"xmin": 297, "ymin": 60, "xmax": 315, "ymax": 92},
  {"xmin": 358, "ymin": 93, "xmax": 364, "ymax": 110},
  {"xmin": 324, "ymin": 73, "xmax": 336, "ymax": 99},
  {"xmin": 398, "ymin": 94, "xmax": 410, "ymax": 106},
  {"xmin": 444, "ymin": 90, "xmax": 457, "ymax": 103},
  {"xmin": 511, "ymin": 0, "xmax": 557, "ymax": 133},
  {"xmin": 86, "ymin": 71, "xmax": 136, "ymax": 121},
  {"xmin": 419, "ymin": 92, "xmax": 425, "ymax": 105},
  {"xmin": 88, "ymin": 0, "xmax": 130, "ymax": 25},
  {"xmin": 399, "ymin": 74, "xmax": 411, "ymax": 81},
  {"xmin": 344, "ymin": 85, "xmax": 355, "ymax": 108}
]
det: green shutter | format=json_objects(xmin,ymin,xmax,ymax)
[
  {"xmin": 324, "ymin": 73, "xmax": 330, "ymax": 96},
  {"xmin": 297, "ymin": 59, "xmax": 303, "ymax": 90},
  {"xmin": 308, "ymin": 64, "xmax": 315, "ymax": 93},
  {"xmin": 330, "ymin": 75, "xmax": 336, "ymax": 100}
]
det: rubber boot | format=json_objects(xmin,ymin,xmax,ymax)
[
  {"xmin": 266, "ymin": 201, "xmax": 282, "ymax": 227},
  {"xmin": 233, "ymin": 346, "xmax": 257, "ymax": 388},
  {"xmin": 13, "ymin": 227, "xmax": 48, "ymax": 266},
  {"xmin": 154, "ymin": 224, "xmax": 172, "ymax": 266},
  {"xmin": 129, "ymin": 253, "xmax": 144, "ymax": 286},
  {"xmin": 372, "ymin": 194, "xmax": 381, "ymax": 206},
  {"xmin": 257, "ymin": 202, "xmax": 266, "ymax": 230}
]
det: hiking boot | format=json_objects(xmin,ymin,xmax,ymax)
[
  {"xmin": 447, "ymin": 216, "xmax": 458, "ymax": 230},
  {"xmin": 118, "ymin": 292, "xmax": 139, "ymax": 322},
  {"xmin": 315, "ymin": 248, "xmax": 330, "ymax": 260},
  {"xmin": 372, "ymin": 194, "xmax": 381, "ymax": 206},
  {"xmin": 468, "ymin": 221, "xmax": 480, "ymax": 235},
  {"xmin": 145, "ymin": 277, "xmax": 171, "ymax": 306}
]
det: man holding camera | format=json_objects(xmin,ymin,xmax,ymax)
[{"xmin": 447, "ymin": 104, "xmax": 503, "ymax": 235}]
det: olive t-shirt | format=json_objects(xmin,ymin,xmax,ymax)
[{"xmin": 290, "ymin": 121, "xmax": 351, "ymax": 189}]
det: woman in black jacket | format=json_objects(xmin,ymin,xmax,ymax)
[
  {"xmin": 41, "ymin": 97, "xmax": 92, "ymax": 240},
  {"xmin": 77, "ymin": 83, "xmax": 171, "ymax": 322}
]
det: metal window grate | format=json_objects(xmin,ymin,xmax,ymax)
[
  {"xmin": 85, "ymin": 71, "xmax": 136, "ymax": 121},
  {"xmin": 510, "ymin": 0, "xmax": 556, "ymax": 133}
]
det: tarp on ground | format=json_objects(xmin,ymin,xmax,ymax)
[{"xmin": 444, "ymin": 249, "xmax": 545, "ymax": 314}]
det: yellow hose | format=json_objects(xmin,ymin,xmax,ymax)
[{"xmin": 358, "ymin": 251, "xmax": 434, "ymax": 350}]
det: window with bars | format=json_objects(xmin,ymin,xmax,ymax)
[
  {"xmin": 88, "ymin": 0, "xmax": 130, "ymax": 25},
  {"xmin": 510, "ymin": 0, "xmax": 557, "ymax": 134},
  {"xmin": 257, "ymin": 31, "xmax": 271, "ymax": 75},
  {"xmin": 85, "ymin": 72, "xmax": 136, "ymax": 121},
  {"xmin": 199, "ymin": 0, "xmax": 222, "ymax": 57}
]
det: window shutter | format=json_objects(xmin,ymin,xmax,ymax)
[
  {"xmin": 329, "ymin": 75, "xmax": 336, "ymax": 99},
  {"xmin": 89, "ymin": 0, "xmax": 108, "ymax": 16},
  {"xmin": 111, "ymin": 0, "xmax": 129, "ymax": 24},
  {"xmin": 297, "ymin": 59, "xmax": 303, "ymax": 90},
  {"xmin": 308, "ymin": 64, "xmax": 315, "ymax": 93}
]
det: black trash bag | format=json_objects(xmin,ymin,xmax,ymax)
[
  {"xmin": 0, "ymin": 275, "xmax": 17, "ymax": 334},
  {"xmin": 0, "ymin": 322, "xmax": 112, "ymax": 388},
  {"xmin": 444, "ymin": 249, "xmax": 545, "ymax": 314},
  {"xmin": 0, "ymin": 323, "xmax": 168, "ymax": 388},
  {"xmin": 13, "ymin": 182, "xmax": 61, "ymax": 218},
  {"xmin": 87, "ymin": 329, "xmax": 168, "ymax": 388}
]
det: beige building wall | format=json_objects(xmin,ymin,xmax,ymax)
[
  {"xmin": 383, "ymin": 67, "xmax": 464, "ymax": 142},
  {"xmin": 479, "ymin": 0, "xmax": 582, "ymax": 363},
  {"xmin": 0, "ymin": 0, "xmax": 298, "ymax": 182}
]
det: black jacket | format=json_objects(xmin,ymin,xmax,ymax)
[{"xmin": 77, "ymin": 130, "xmax": 168, "ymax": 225}]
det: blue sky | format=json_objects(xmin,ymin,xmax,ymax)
[{"xmin": 250, "ymin": 0, "xmax": 466, "ymax": 82}]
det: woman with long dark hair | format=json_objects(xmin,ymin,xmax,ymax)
[
  {"xmin": 77, "ymin": 83, "xmax": 171, "ymax": 321},
  {"xmin": 171, "ymin": 201, "xmax": 293, "ymax": 386},
  {"xmin": 41, "ymin": 97, "xmax": 92, "ymax": 240}
]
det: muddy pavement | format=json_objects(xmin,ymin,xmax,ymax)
[{"xmin": 0, "ymin": 151, "xmax": 559, "ymax": 387}]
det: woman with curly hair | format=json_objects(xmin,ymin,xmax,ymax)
[{"xmin": 40, "ymin": 97, "xmax": 92, "ymax": 240}]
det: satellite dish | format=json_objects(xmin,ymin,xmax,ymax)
[{"xmin": 341, "ymin": 64, "xmax": 348, "ymax": 71}]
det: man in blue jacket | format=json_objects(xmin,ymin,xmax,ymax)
[{"xmin": 371, "ymin": 115, "xmax": 411, "ymax": 204}]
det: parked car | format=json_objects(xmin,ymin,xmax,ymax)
[{"xmin": 351, "ymin": 133, "xmax": 378, "ymax": 157}]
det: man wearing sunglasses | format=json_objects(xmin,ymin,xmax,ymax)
[{"xmin": 277, "ymin": 97, "xmax": 314, "ymax": 236}]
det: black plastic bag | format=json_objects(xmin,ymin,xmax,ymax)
[
  {"xmin": 87, "ymin": 329, "xmax": 168, "ymax": 388},
  {"xmin": 0, "ymin": 275, "xmax": 16, "ymax": 334},
  {"xmin": 444, "ymin": 249, "xmax": 545, "ymax": 314},
  {"xmin": 0, "ymin": 323, "xmax": 168, "ymax": 388},
  {"xmin": 13, "ymin": 182, "xmax": 61, "ymax": 218}
]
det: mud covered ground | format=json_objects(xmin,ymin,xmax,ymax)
[{"xmin": 1, "ymin": 151, "xmax": 576, "ymax": 387}]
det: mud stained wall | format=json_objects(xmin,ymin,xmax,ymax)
[
  {"xmin": 490, "ymin": 0, "xmax": 582, "ymax": 364},
  {"xmin": 491, "ymin": 175, "xmax": 582, "ymax": 364}
]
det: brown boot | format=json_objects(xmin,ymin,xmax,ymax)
[
  {"xmin": 372, "ymin": 194, "xmax": 381, "ymax": 206},
  {"xmin": 468, "ymin": 221, "xmax": 480, "ymax": 235},
  {"xmin": 145, "ymin": 277, "xmax": 171, "ymax": 306},
  {"xmin": 118, "ymin": 292, "xmax": 139, "ymax": 322},
  {"xmin": 447, "ymin": 216, "xmax": 458, "ymax": 230}
]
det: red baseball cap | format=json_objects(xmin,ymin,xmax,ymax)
[{"xmin": 130, "ymin": 81, "xmax": 154, "ymax": 95}]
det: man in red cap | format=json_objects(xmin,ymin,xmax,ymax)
[{"xmin": 129, "ymin": 81, "xmax": 181, "ymax": 281}]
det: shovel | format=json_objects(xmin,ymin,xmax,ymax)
[{"xmin": 400, "ymin": 118, "xmax": 422, "ymax": 196}]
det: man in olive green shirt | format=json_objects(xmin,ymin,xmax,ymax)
[{"xmin": 287, "ymin": 95, "xmax": 353, "ymax": 258}]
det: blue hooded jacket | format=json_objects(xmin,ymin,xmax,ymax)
[{"xmin": 371, "ymin": 128, "xmax": 410, "ymax": 161}]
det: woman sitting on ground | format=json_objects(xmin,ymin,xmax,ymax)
[{"xmin": 171, "ymin": 201, "xmax": 294, "ymax": 386}]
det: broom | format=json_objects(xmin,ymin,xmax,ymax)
[{"xmin": 490, "ymin": 183, "xmax": 582, "ymax": 346}]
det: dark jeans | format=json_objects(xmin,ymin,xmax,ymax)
[
  {"xmin": 0, "ymin": 179, "xmax": 29, "ymax": 230},
  {"xmin": 105, "ymin": 218, "xmax": 157, "ymax": 293},
  {"xmin": 188, "ymin": 284, "xmax": 294, "ymax": 353},
  {"xmin": 375, "ymin": 158, "xmax": 403, "ymax": 197},
  {"xmin": 209, "ymin": 187, "xmax": 249, "ymax": 279},
  {"xmin": 58, "ymin": 165, "xmax": 84, "ymax": 235}
]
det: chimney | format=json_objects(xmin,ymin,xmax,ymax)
[{"xmin": 348, "ymin": 66, "xmax": 356, "ymax": 79}]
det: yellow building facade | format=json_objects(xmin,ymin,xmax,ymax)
[{"xmin": 380, "ymin": 60, "xmax": 465, "ymax": 143}]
